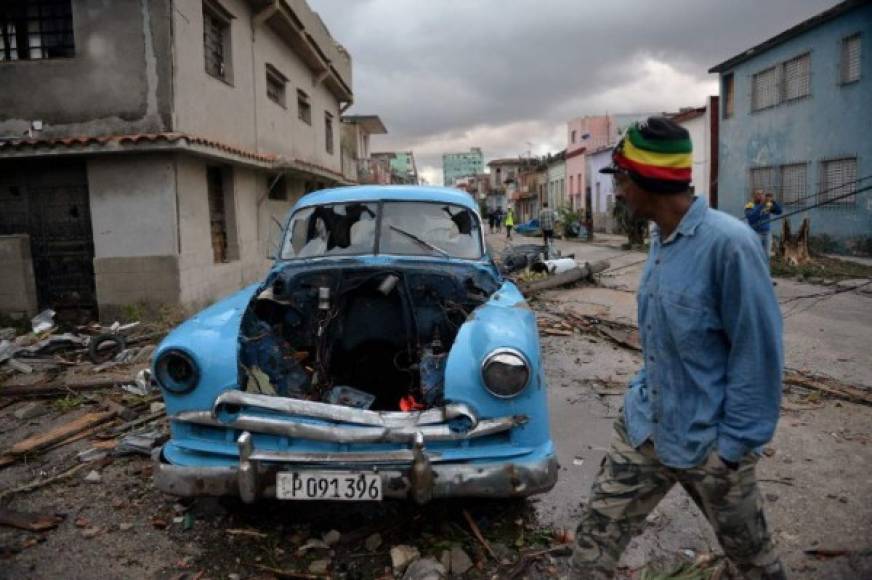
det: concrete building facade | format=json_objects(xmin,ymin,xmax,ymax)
[
  {"xmin": 371, "ymin": 151, "xmax": 418, "ymax": 184},
  {"xmin": 442, "ymin": 147, "xmax": 484, "ymax": 187},
  {"xmin": 709, "ymin": 0, "xmax": 871, "ymax": 249},
  {"xmin": 340, "ymin": 115, "xmax": 388, "ymax": 184},
  {"xmin": 546, "ymin": 152, "xmax": 566, "ymax": 210},
  {"xmin": 586, "ymin": 147, "xmax": 617, "ymax": 233},
  {"xmin": 0, "ymin": 0, "xmax": 354, "ymax": 319}
]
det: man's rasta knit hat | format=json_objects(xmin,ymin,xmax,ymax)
[{"xmin": 600, "ymin": 116, "xmax": 692, "ymax": 194}]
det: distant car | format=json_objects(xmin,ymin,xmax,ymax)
[
  {"xmin": 153, "ymin": 186, "xmax": 557, "ymax": 503},
  {"xmin": 514, "ymin": 218, "xmax": 541, "ymax": 237}
]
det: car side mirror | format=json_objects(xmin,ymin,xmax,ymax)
[{"xmin": 267, "ymin": 216, "xmax": 284, "ymax": 260}]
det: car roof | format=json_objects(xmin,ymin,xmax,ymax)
[{"xmin": 292, "ymin": 185, "xmax": 479, "ymax": 212}]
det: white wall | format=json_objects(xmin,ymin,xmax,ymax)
[
  {"xmin": 678, "ymin": 114, "xmax": 709, "ymax": 198},
  {"xmin": 88, "ymin": 155, "xmax": 178, "ymax": 258}
]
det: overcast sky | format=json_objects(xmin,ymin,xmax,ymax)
[{"xmin": 309, "ymin": 0, "xmax": 838, "ymax": 184}]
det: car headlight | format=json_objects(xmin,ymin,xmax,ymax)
[
  {"xmin": 481, "ymin": 348, "xmax": 530, "ymax": 398},
  {"xmin": 154, "ymin": 349, "xmax": 199, "ymax": 394}
]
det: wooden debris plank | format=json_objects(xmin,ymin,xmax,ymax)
[
  {"xmin": 8, "ymin": 411, "xmax": 116, "ymax": 456},
  {"xmin": 0, "ymin": 508, "xmax": 65, "ymax": 532}
]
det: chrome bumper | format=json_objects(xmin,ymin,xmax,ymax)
[{"xmin": 153, "ymin": 431, "xmax": 558, "ymax": 503}]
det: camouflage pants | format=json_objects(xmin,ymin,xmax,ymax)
[{"xmin": 573, "ymin": 416, "xmax": 785, "ymax": 580}]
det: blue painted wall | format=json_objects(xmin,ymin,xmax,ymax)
[{"xmin": 716, "ymin": 4, "xmax": 872, "ymax": 247}]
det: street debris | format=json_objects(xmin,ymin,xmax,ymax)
[
  {"xmin": 783, "ymin": 369, "xmax": 872, "ymax": 406},
  {"xmin": 390, "ymin": 544, "xmax": 421, "ymax": 574},
  {"xmin": 519, "ymin": 260, "xmax": 610, "ymax": 294},
  {"xmin": 463, "ymin": 509, "xmax": 498, "ymax": 560},
  {"xmin": 402, "ymin": 556, "xmax": 447, "ymax": 580},
  {"xmin": 31, "ymin": 309, "xmax": 57, "ymax": 334},
  {"xmin": 83, "ymin": 470, "xmax": 102, "ymax": 484},
  {"xmin": 538, "ymin": 309, "xmax": 641, "ymax": 351},
  {"xmin": 0, "ymin": 508, "xmax": 65, "ymax": 532},
  {"xmin": 116, "ymin": 429, "xmax": 165, "ymax": 456}
]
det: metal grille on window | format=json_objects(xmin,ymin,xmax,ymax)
[
  {"xmin": 820, "ymin": 158, "xmax": 857, "ymax": 207},
  {"xmin": 0, "ymin": 0, "xmax": 74, "ymax": 61},
  {"xmin": 325, "ymin": 113, "xmax": 334, "ymax": 154},
  {"xmin": 207, "ymin": 168, "xmax": 228, "ymax": 263},
  {"xmin": 266, "ymin": 67, "xmax": 286, "ymax": 107},
  {"xmin": 203, "ymin": 10, "xmax": 226, "ymax": 79},
  {"xmin": 841, "ymin": 34, "xmax": 861, "ymax": 84},
  {"xmin": 750, "ymin": 166, "xmax": 777, "ymax": 198},
  {"xmin": 779, "ymin": 163, "xmax": 807, "ymax": 206},
  {"xmin": 298, "ymin": 90, "xmax": 311, "ymax": 124},
  {"xmin": 783, "ymin": 54, "xmax": 810, "ymax": 101},
  {"xmin": 752, "ymin": 67, "xmax": 779, "ymax": 111}
]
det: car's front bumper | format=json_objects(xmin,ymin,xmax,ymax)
[{"xmin": 153, "ymin": 434, "xmax": 558, "ymax": 503}]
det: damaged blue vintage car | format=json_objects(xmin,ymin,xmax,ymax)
[{"xmin": 152, "ymin": 186, "xmax": 557, "ymax": 503}]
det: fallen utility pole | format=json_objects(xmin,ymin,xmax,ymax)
[{"xmin": 520, "ymin": 260, "xmax": 609, "ymax": 294}]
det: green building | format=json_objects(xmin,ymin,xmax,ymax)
[{"xmin": 442, "ymin": 148, "xmax": 483, "ymax": 186}]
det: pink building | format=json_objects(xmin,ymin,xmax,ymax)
[{"xmin": 565, "ymin": 116, "xmax": 618, "ymax": 211}]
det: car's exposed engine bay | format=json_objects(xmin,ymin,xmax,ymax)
[{"xmin": 238, "ymin": 266, "xmax": 501, "ymax": 411}]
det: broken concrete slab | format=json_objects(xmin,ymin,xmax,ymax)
[
  {"xmin": 391, "ymin": 545, "xmax": 420, "ymax": 574},
  {"xmin": 12, "ymin": 401, "xmax": 48, "ymax": 421},
  {"xmin": 402, "ymin": 557, "xmax": 446, "ymax": 580},
  {"xmin": 449, "ymin": 545, "xmax": 473, "ymax": 574}
]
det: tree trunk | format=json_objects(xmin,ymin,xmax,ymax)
[{"xmin": 778, "ymin": 217, "xmax": 811, "ymax": 266}]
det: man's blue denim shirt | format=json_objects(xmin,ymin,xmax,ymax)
[{"xmin": 624, "ymin": 197, "xmax": 783, "ymax": 468}]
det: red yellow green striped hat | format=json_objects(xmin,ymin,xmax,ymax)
[{"xmin": 600, "ymin": 116, "xmax": 692, "ymax": 193}]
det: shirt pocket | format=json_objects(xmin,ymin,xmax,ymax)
[{"xmin": 658, "ymin": 288, "xmax": 720, "ymax": 351}]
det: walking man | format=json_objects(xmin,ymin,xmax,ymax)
[
  {"xmin": 539, "ymin": 201, "xmax": 557, "ymax": 247},
  {"xmin": 505, "ymin": 207, "xmax": 515, "ymax": 240},
  {"xmin": 572, "ymin": 117, "xmax": 785, "ymax": 580},
  {"xmin": 745, "ymin": 190, "xmax": 783, "ymax": 266}
]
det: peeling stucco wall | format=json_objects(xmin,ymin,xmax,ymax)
[{"xmin": 0, "ymin": 0, "xmax": 173, "ymax": 139}]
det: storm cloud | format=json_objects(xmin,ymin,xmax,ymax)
[{"xmin": 309, "ymin": 0, "xmax": 838, "ymax": 184}]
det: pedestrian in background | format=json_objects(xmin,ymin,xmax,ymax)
[
  {"xmin": 495, "ymin": 208, "xmax": 503, "ymax": 233},
  {"xmin": 488, "ymin": 209, "xmax": 496, "ymax": 233},
  {"xmin": 745, "ymin": 189, "xmax": 783, "ymax": 267},
  {"xmin": 572, "ymin": 117, "xmax": 785, "ymax": 580},
  {"xmin": 505, "ymin": 207, "xmax": 515, "ymax": 240},
  {"xmin": 539, "ymin": 201, "xmax": 556, "ymax": 247}
]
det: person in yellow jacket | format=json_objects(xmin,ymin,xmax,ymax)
[{"xmin": 505, "ymin": 208, "xmax": 515, "ymax": 240}]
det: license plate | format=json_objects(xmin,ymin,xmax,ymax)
[{"xmin": 276, "ymin": 471, "xmax": 382, "ymax": 501}]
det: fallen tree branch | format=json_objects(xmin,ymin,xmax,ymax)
[
  {"xmin": 0, "ymin": 462, "xmax": 89, "ymax": 502},
  {"xmin": 7, "ymin": 410, "xmax": 117, "ymax": 456},
  {"xmin": 783, "ymin": 369, "xmax": 872, "ymax": 406},
  {"xmin": 252, "ymin": 564, "xmax": 327, "ymax": 579},
  {"xmin": 463, "ymin": 509, "xmax": 498, "ymax": 561}
]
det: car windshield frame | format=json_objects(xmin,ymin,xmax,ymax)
[{"xmin": 279, "ymin": 200, "xmax": 484, "ymax": 261}]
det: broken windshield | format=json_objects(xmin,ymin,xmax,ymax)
[{"xmin": 280, "ymin": 201, "xmax": 482, "ymax": 260}]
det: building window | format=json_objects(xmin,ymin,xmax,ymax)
[
  {"xmin": 819, "ymin": 158, "xmax": 857, "ymax": 207},
  {"xmin": 265, "ymin": 64, "xmax": 286, "ymax": 107},
  {"xmin": 779, "ymin": 163, "xmax": 807, "ymax": 206},
  {"xmin": 841, "ymin": 33, "xmax": 861, "ymax": 84},
  {"xmin": 297, "ymin": 90, "xmax": 311, "ymax": 124},
  {"xmin": 325, "ymin": 112, "xmax": 334, "ymax": 154},
  {"xmin": 267, "ymin": 174, "xmax": 287, "ymax": 201},
  {"xmin": 207, "ymin": 166, "xmax": 238, "ymax": 263},
  {"xmin": 203, "ymin": 1, "xmax": 233, "ymax": 83},
  {"xmin": 569, "ymin": 175, "xmax": 574, "ymax": 195},
  {"xmin": 723, "ymin": 73, "xmax": 734, "ymax": 118},
  {"xmin": 571, "ymin": 130, "xmax": 577, "ymax": 144},
  {"xmin": 749, "ymin": 166, "xmax": 777, "ymax": 197},
  {"xmin": 0, "ymin": 0, "xmax": 75, "ymax": 61},
  {"xmin": 751, "ymin": 66, "xmax": 779, "ymax": 111},
  {"xmin": 782, "ymin": 53, "xmax": 810, "ymax": 101}
]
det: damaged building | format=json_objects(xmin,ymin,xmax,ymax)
[{"xmin": 0, "ymin": 0, "xmax": 356, "ymax": 320}]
